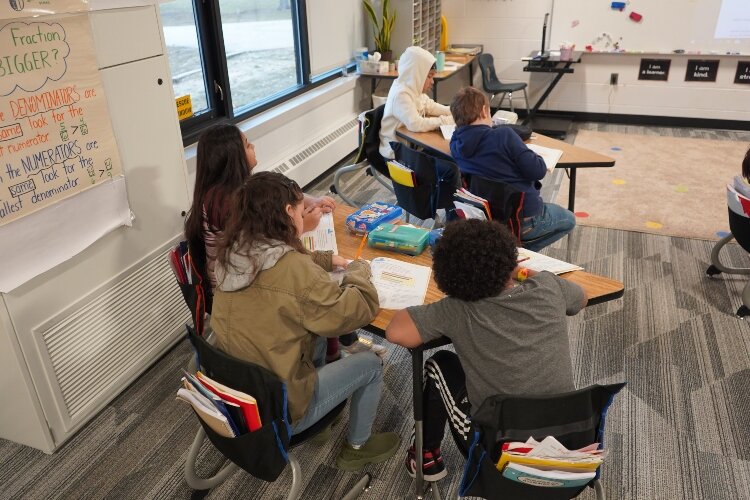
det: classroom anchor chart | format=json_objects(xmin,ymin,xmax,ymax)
[
  {"xmin": 0, "ymin": 14, "xmax": 123, "ymax": 226},
  {"xmin": 0, "ymin": 0, "xmax": 88, "ymax": 20}
]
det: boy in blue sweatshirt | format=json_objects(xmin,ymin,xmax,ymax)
[{"xmin": 449, "ymin": 87, "xmax": 575, "ymax": 251}]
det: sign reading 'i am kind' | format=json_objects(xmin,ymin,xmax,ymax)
[
  {"xmin": 685, "ymin": 60, "xmax": 719, "ymax": 82},
  {"xmin": 0, "ymin": 14, "xmax": 123, "ymax": 226}
]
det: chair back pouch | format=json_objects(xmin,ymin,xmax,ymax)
[
  {"xmin": 465, "ymin": 175, "xmax": 525, "ymax": 241},
  {"xmin": 391, "ymin": 141, "xmax": 460, "ymax": 220},
  {"xmin": 460, "ymin": 383, "xmax": 625, "ymax": 500},
  {"xmin": 186, "ymin": 326, "xmax": 292, "ymax": 482}
]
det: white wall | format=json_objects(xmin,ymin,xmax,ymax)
[{"xmin": 442, "ymin": 0, "xmax": 750, "ymax": 123}]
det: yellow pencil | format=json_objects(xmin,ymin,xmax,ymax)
[{"xmin": 354, "ymin": 233, "xmax": 368, "ymax": 260}]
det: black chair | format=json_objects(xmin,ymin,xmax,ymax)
[
  {"xmin": 171, "ymin": 240, "xmax": 212, "ymax": 337},
  {"xmin": 706, "ymin": 184, "xmax": 750, "ymax": 318},
  {"xmin": 463, "ymin": 174, "xmax": 525, "ymax": 243},
  {"xmin": 459, "ymin": 383, "xmax": 625, "ymax": 500},
  {"xmin": 330, "ymin": 105, "xmax": 395, "ymax": 207},
  {"xmin": 182, "ymin": 326, "xmax": 371, "ymax": 499},
  {"xmin": 390, "ymin": 141, "xmax": 461, "ymax": 222},
  {"xmin": 478, "ymin": 53, "xmax": 530, "ymax": 117}
]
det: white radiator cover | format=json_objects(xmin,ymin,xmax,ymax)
[
  {"xmin": 41, "ymin": 249, "xmax": 189, "ymax": 420},
  {"xmin": 268, "ymin": 117, "xmax": 359, "ymax": 187}
]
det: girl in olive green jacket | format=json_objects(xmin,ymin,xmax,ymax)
[{"xmin": 211, "ymin": 172, "xmax": 400, "ymax": 471}]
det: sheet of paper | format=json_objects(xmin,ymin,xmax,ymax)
[
  {"xmin": 440, "ymin": 124, "xmax": 456, "ymax": 141},
  {"xmin": 527, "ymin": 143, "xmax": 564, "ymax": 172},
  {"xmin": 370, "ymin": 257, "xmax": 432, "ymax": 309},
  {"xmin": 453, "ymin": 201, "xmax": 487, "ymax": 220},
  {"xmin": 0, "ymin": 176, "xmax": 132, "ymax": 292},
  {"xmin": 300, "ymin": 213, "xmax": 338, "ymax": 253},
  {"xmin": 517, "ymin": 247, "xmax": 583, "ymax": 275}
]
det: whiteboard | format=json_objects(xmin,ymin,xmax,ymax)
[{"xmin": 551, "ymin": 0, "xmax": 750, "ymax": 54}]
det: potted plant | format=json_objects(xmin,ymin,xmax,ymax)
[{"xmin": 363, "ymin": 0, "xmax": 396, "ymax": 61}]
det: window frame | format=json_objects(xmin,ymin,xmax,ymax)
[{"xmin": 171, "ymin": 0, "xmax": 349, "ymax": 146}]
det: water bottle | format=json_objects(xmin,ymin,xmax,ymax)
[{"xmin": 435, "ymin": 51, "xmax": 445, "ymax": 71}]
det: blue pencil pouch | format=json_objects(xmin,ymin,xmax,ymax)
[{"xmin": 345, "ymin": 202, "xmax": 403, "ymax": 234}]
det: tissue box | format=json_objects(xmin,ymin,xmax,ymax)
[
  {"xmin": 345, "ymin": 202, "xmax": 403, "ymax": 234},
  {"xmin": 357, "ymin": 60, "xmax": 389, "ymax": 74}
]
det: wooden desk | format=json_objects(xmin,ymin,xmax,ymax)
[
  {"xmin": 357, "ymin": 54, "xmax": 476, "ymax": 103},
  {"xmin": 522, "ymin": 51, "xmax": 584, "ymax": 138},
  {"xmin": 333, "ymin": 205, "xmax": 624, "ymax": 330},
  {"xmin": 333, "ymin": 204, "xmax": 622, "ymax": 497},
  {"xmin": 395, "ymin": 127, "xmax": 616, "ymax": 213}
]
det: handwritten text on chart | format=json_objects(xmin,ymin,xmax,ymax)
[
  {"xmin": 0, "ymin": 15, "xmax": 122, "ymax": 225},
  {"xmin": 0, "ymin": 22, "xmax": 71, "ymax": 96}
]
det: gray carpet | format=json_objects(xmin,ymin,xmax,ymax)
[{"xmin": 2, "ymin": 123, "xmax": 750, "ymax": 499}]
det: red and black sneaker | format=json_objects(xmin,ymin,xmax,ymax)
[{"xmin": 405, "ymin": 445, "xmax": 447, "ymax": 481}]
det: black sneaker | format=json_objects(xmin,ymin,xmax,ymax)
[{"xmin": 405, "ymin": 446, "xmax": 447, "ymax": 481}]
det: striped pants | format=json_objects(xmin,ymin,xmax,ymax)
[{"xmin": 421, "ymin": 350, "xmax": 473, "ymax": 456}]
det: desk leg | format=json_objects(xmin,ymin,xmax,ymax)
[
  {"xmin": 371, "ymin": 79, "xmax": 377, "ymax": 108},
  {"xmin": 412, "ymin": 348, "xmax": 425, "ymax": 499},
  {"xmin": 567, "ymin": 167, "xmax": 577, "ymax": 212},
  {"xmin": 432, "ymin": 82, "xmax": 438, "ymax": 102}
]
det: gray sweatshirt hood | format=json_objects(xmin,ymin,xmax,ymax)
[{"xmin": 215, "ymin": 240, "xmax": 294, "ymax": 292}]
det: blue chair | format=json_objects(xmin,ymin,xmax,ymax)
[{"xmin": 706, "ymin": 184, "xmax": 750, "ymax": 318}]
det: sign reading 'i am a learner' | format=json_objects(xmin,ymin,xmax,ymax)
[
  {"xmin": 685, "ymin": 60, "xmax": 719, "ymax": 82},
  {"xmin": 639, "ymin": 59, "xmax": 670, "ymax": 81}
]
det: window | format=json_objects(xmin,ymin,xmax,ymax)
[{"xmin": 160, "ymin": 0, "xmax": 366, "ymax": 142}]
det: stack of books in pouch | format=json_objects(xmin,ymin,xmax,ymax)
[{"xmin": 496, "ymin": 436, "xmax": 604, "ymax": 488}]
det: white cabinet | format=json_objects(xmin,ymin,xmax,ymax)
[{"xmin": 0, "ymin": 5, "xmax": 190, "ymax": 453}]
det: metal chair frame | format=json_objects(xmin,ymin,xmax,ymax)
[{"xmin": 331, "ymin": 107, "xmax": 394, "ymax": 207}]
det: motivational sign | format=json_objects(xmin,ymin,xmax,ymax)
[
  {"xmin": 0, "ymin": 15, "xmax": 123, "ymax": 226},
  {"xmin": 685, "ymin": 60, "xmax": 719, "ymax": 82},
  {"xmin": 0, "ymin": 0, "xmax": 88, "ymax": 20},
  {"xmin": 638, "ymin": 59, "xmax": 671, "ymax": 81},
  {"xmin": 735, "ymin": 61, "xmax": 750, "ymax": 85}
]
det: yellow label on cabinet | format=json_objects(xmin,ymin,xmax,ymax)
[{"xmin": 176, "ymin": 95, "xmax": 193, "ymax": 121}]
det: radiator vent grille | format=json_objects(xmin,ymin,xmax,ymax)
[
  {"xmin": 288, "ymin": 118, "xmax": 358, "ymax": 167},
  {"xmin": 42, "ymin": 250, "xmax": 190, "ymax": 417},
  {"xmin": 272, "ymin": 162, "xmax": 290, "ymax": 174}
]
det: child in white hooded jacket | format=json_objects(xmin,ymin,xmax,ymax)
[{"xmin": 379, "ymin": 46, "xmax": 454, "ymax": 159}]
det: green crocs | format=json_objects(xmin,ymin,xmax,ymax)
[{"xmin": 335, "ymin": 432, "xmax": 401, "ymax": 471}]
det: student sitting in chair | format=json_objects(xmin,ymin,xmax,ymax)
[
  {"xmin": 449, "ymin": 87, "xmax": 575, "ymax": 251},
  {"xmin": 184, "ymin": 123, "xmax": 335, "ymax": 291},
  {"xmin": 386, "ymin": 219, "xmax": 587, "ymax": 480},
  {"xmin": 184, "ymin": 124, "xmax": 380, "ymax": 359},
  {"xmin": 211, "ymin": 172, "xmax": 400, "ymax": 471},
  {"xmin": 379, "ymin": 45, "xmax": 454, "ymax": 159}
]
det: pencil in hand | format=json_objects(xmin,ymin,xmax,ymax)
[{"xmin": 354, "ymin": 233, "xmax": 368, "ymax": 260}]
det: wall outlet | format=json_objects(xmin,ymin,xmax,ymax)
[{"xmin": 610, "ymin": 73, "xmax": 619, "ymax": 85}]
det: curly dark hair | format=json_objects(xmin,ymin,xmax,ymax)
[
  {"xmin": 432, "ymin": 219, "xmax": 518, "ymax": 301},
  {"xmin": 743, "ymin": 146, "xmax": 750, "ymax": 182}
]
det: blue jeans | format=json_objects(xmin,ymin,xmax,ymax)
[
  {"xmin": 292, "ymin": 337, "xmax": 383, "ymax": 446},
  {"xmin": 521, "ymin": 202, "xmax": 576, "ymax": 252}
]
